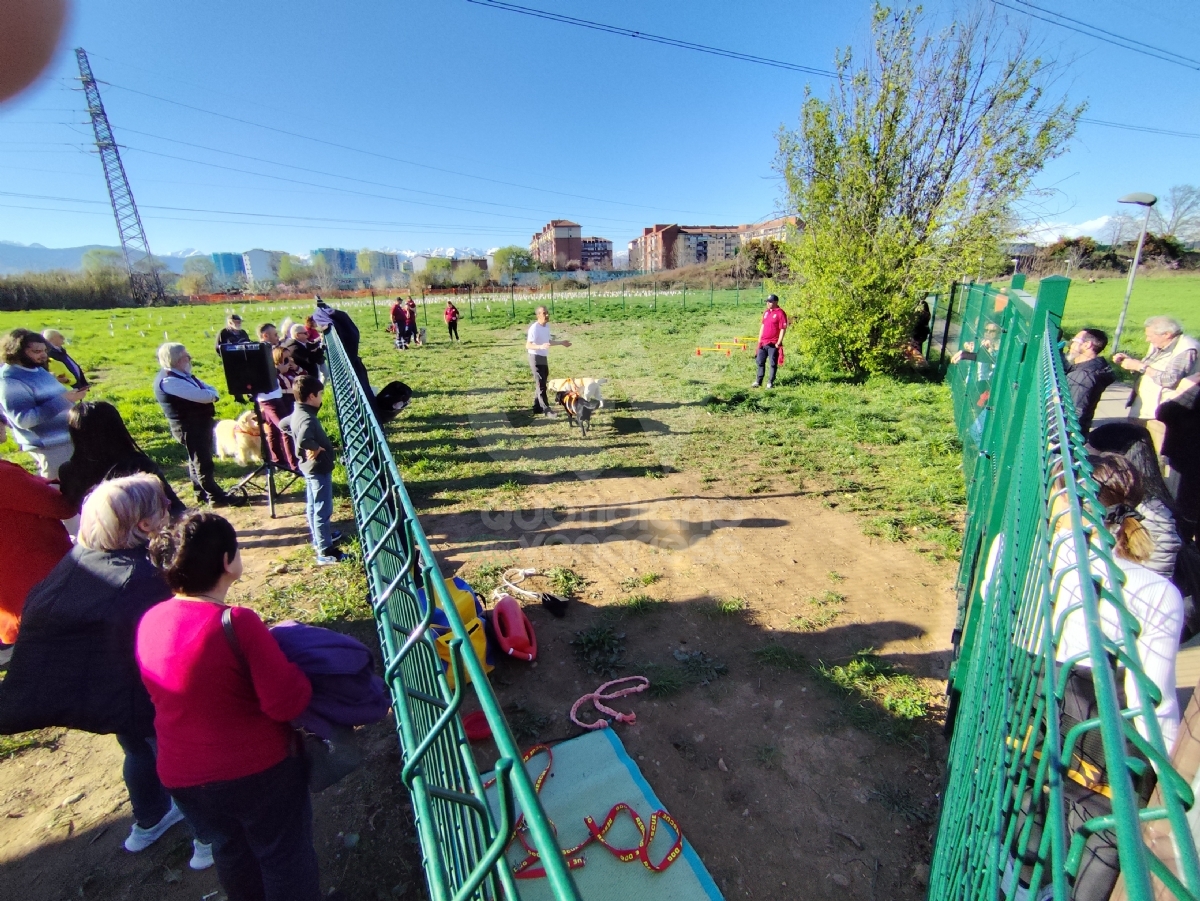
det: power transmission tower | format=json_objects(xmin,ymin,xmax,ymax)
[{"xmin": 75, "ymin": 48, "xmax": 165, "ymax": 304}]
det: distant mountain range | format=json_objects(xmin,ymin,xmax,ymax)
[
  {"xmin": 0, "ymin": 242, "xmax": 202, "ymax": 275},
  {"xmin": 1, "ymin": 242, "xmax": 498, "ymax": 275}
]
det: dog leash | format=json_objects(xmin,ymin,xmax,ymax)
[
  {"xmin": 570, "ymin": 676, "xmax": 649, "ymax": 731},
  {"xmin": 484, "ymin": 743, "xmax": 684, "ymax": 879}
]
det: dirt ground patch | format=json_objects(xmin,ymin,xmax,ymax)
[{"xmin": 0, "ymin": 470, "xmax": 954, "ymax": 900}]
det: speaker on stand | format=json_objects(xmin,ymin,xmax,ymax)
[{"xmin": 218, "ymin": 342, "xmax": 298, "ymax": 517}]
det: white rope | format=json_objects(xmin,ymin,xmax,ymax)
[{"xmin": 495, "ymin": 567, "xmax": 540, "ymax": 603}]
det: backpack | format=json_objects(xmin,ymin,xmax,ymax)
[{"xmin": 415, "ymin": 577, "xmax": 495, "ymax": 689}]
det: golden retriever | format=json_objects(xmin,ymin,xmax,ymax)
[{"xmin": 214, "ymin": 410, "xmax": 262, "ymax": 465}]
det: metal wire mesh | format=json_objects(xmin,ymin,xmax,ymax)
[
  {"xmin": 323, "ymin": 328, "xmax": 582, "ymax": 901},
  {"xmin": 931, "ymin": 278, "xmax": 1200, "ymax": 900}
]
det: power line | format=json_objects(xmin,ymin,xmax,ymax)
[
  {"xmin": 1078, "ymin": 116, "xmax": 1200, "ymax": 139},
  {"xmin": 991, "ymin": 0, "xmax": 1200, "ymax": 71},
  {"xmin": 99, "ymin": 81, "xmax": 701, "ymax": 215},
  {"xmin": 106, "ymin": 124, "xmax": 649, "ymax": 226},
  {"xmin": 464, "ymin": 0, "xmax": 838, "ymax": 77}
]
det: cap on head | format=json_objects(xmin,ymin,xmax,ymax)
[
  {"xmin": 765, "ymin": 294, "xmax": 779, "ymax": 304},
  {"xmin": 229, "ymin": 314, "xmax": 242, "ymax": 322}
]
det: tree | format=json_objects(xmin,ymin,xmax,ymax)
[
  {"xmin": 1149, "ymin": 184, "xmax": 1200, "ymax": 242},
  {"xmin": 81, "ymin": 248, "xmax": 124, "ymax": 278},
  {"xmin": 775, "ymin": 4, "xmax": 1082, "ymax": 374},
  {"xmin": 177, "ymin": 256, "xmax": 215, "ymax": 295},
  {"xmin": 454, "ymin": 262, "xmax": 486, "ymax": 288},
  {"xmin": 356, "ymin": 249, "xmax": 374, "ymax": 276},
  {"xmin": 277, "ymin": 254, "xmax": 313, "ymax": 286},
  {"xmin": 736, "ymin": 239, "xmax": 789, "ymax": 280},
  {"xmin": 423, "ymin": 257, "xmax": 453, "ymax": 286},
  {"xmin": 490, "ymin": 246, "xmax": 534, "ymax": 283},
  {"xmin": 1105, "ymin": 211, "xmax": 1138, "ymax": 248}
]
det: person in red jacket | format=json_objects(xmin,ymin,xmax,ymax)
[
  {"xmin": 139, "ymin": 512, "xmax": 318, "ymax": 901},
  {"xmin": 444, "ymin": 299, "xmax": 460, "ymax": 342},
  {"xmin": 0, "ymin": 413, "xmax": 75, "ymax": 655}
]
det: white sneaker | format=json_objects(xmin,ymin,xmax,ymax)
[
  {"xmin": 189, "ymin": 840, "xmax": 214, "ymax": 870},
  {"xmin": 124, "ymin": 801, "xmax": 185, "ymax": 852}
]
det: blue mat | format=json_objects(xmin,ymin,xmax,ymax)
[{"xmin": 485, "ymin": 729, "xmax": 724, "ymax": 901}]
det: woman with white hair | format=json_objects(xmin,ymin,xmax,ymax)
[
  {"xmin": 0, "ymin": 474, "xmax": 212, "ymax": 869},
  {"xmin": 1114, "ymin": 315, "xmax": 1200, "ymax": 421},
  {"xmin": 152, "ymin": 341, "xmax": 232, "ymax": 506}
]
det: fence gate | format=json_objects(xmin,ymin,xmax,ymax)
[
  {"xmin": 323, "ymin": 329, "xmax": 582, "ymax": 901},
  {"xmin": 931, "ymin": 277, "xmax": 1200, "ymax": 900}
]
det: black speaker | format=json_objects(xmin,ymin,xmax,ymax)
[{"xmin": 219, "ymin": 342, "xmax": 277, "ymax": 397}]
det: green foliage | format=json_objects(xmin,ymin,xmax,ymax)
[
  {"xmin": 0, "ymin": 728, "xmax": 63, "ymax": 758},
  {"xmin": 81, "ymin": 248, "xmax": 124, "ymax": 277},
  {"xmin": 735, "ymin": 239, "xmax": 789, "ymax": 280},
  {"xmin": 423, "ymin": 258, "xmax": 453, "ymax": 287},
  {"xmin": 546, "ymin": 566, "xmax": 587, "ymax": 598},
  {"xmin": 454, "ymin": 262, "xmax": 486, "ymax": 288},
  {"xmin": 673, "ymin": 648, "xmax": 728, "ymax": 685},
  {"xmin": 754, "ymin": 744, "xmax": 783, "ymax": 769},
  {"xmin": 775, "ymin": 4, "xmax": 1082, "ymax": 374},
  {"xmin": 816, "ymin": 649, "xmax": 937, "ymax": 739},
  {"xmin": 278, "ymin": 254, "xmax": 314, "ymax": 286},
  {"xmin": 571, "ymin": 625, "xmax": 626, "ymax": 676},
  {"xmin": 709, "ymin": 596, "xmax": 748, "ymax": 617},
  {"xmin": 465, "ymin": 560, "xmax": 510, "ymax": 598},
  {"xmin": 615, "ymin": 593, "xmax": 664, "ymax": 615},
  {"xmin": 490, "ymin": 246, "xmax": 535, "ymax": 282},
  {"xmin": 618, "ymin": 572, "xmax": 661, "ymax": 591},
  {"xmin": 636, "ymin": 662, "xmax": 686, "ymax": 697}
]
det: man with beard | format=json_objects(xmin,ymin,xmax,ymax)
[
  {"xmin": 0, "ymin": 328, "xmax": 87, "ymax": 478},
  {"xmin": 152, "ymin": 342, "xmax": 238, "ymax": 506}
]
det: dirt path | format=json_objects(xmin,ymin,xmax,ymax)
[{"xmin": 0, "ymin": 471, "xmax": 955, "ymax": 900}]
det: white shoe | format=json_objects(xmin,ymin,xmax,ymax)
[
  {"xmin": 124, "ymin": 801, "xmax": 185, "ymax": 852},
  {"xmin": 189, "ymin": 840, "xmax": 214, "ymax": 870}
]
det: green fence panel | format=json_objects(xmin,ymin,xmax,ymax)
[
  {"xmin": 932, "ymin": 280, "xmax": 1200, "ymax": 900},
  {"xmin": 323, "ymin": 329, "xmax": 582, "ymax": 901}
]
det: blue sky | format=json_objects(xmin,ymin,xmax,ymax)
[{"xmin": 1, "ymin": 0, "xmax": 1197, "ymax": 256}]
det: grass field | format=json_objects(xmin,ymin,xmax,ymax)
[
  {"xmin": 1042, "ymin": 271, "xmax": 1198, "ymax": 354},
  {"xmin": 0, "ymin": 292, "xmax": 966, "ymax": 557}
]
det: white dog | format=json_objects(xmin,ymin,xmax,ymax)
[
  {"xmin": 547, "ymin": 377, "xmax": 606, "ymax": 407},
  {"xmin": 214, "ymin": 410, "xmax": 262, "ymax": 465}
]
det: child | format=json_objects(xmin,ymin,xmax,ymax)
[{"xmin": 288, "ymin": 374, "xmax": 342, "ymax": 565}]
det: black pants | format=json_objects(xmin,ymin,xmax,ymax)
[
  {"xmin": 172, "ymin": 418, "xmax": 225, "ymax": 502},
  {"xmin": 529, "ymin": 355, "xmax": 551, "ymax": 413},
  {"xmin": 171, "ymin": 756, "xmax": 320, "ymax": 901},
  {"xmin": 755, "ymin": 344, "xmax": 779, "ymax": 385},
  {"xmin": 447, "ymin": 321, "xmax": 459, "ymax": 341}
]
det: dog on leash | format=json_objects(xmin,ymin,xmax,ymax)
[
  {"xmin": 214, "ymin": 410, "xmax": 262, "ymax": 465},
  {"xmin": 548, "ymin": 378, "xmax": 606, "ymax": 437}
]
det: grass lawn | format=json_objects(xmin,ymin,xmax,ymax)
[
  {"xmin": 0, "ymin": 297, "xmax": 965, "ymax": 558},
  {"xmin": 1046, "ymin": 271, "xmax": 1198, "ymax": 355}
]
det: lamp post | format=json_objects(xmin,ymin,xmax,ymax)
[{"xmin": 1112, "ymin": 191, "xmax": 1157, "ymax": 355}]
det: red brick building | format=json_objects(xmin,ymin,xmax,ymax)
[
  {"xmin": 580, "ymin": 236, "xmax": 613, "ymax": 270},
  {"xmin": 627, "ymin": 217, "xmax": 799, "ymax": 271},
  {"xmin": 531, "ymin": 220, "xmax": 582, "ymax": 271}
]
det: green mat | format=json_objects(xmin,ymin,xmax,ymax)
[{"xmin": 484, "ymin": 729, "xmax": 725, "ymax": 901}]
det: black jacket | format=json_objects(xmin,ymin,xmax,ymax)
[
  {"xmin": 0, "ymin": 545, "xmax": 171, "ymax": 737},
  {"xmin": 46, "ymin": 344, "xmax": 87, "ymax": 389},
  {"xmin": 58, "ymin": 450, "xmax": 186, "ymax": 518},
  {"xmin": 1065, "ymin": 356, "xmax": 1116, "ymax": 436},
  {"xmin": 286, "ymin": 402, "xmax": 335, "ymax": 476},
  {"xmin": 282, "ymin": 336, "xmax": 324, "ymax": 380},
  {"xmin": 216, "ymin": 327, "xmax": 252, "ymax": 354}
]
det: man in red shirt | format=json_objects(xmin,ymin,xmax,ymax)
[{"xmin": 754, "ymin": 294, "xmax": 788, "ymax": 389}]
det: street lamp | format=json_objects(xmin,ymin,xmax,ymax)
[{"xmin": 1112, "ymin": 191, "xmax": 1157, "ymax": 355}]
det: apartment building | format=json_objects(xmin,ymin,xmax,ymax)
[
  {"xmin": 531, "ymin": 220, "xmax": 582, "ymax": 271},
  {"xmin": 311, "ymin": 248, "xmax": 358, "ymax": 275},
  {"xmin": 210, "ymin": 252, "xmax": 246, "ymax": 284},
  {"xmin": 242, "ymin": 249, "xmax": 285, "ymax": 283},
  {"xmin": 580, "ymin": 237, "xmax": 613, "ymax": 270},
  {"xmin": 627, "ymin": 217, "xmax": 800, "ymax": 271}
]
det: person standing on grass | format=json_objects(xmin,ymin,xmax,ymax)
[
  {"xmin": 215, "ymin": 314, "xmax": 251, "ymax": 354},
  {"xmin": 153, "ymin": 342, "xmax": 237, "ymax": 507},
  {"xmin": 1064, "ymin": 328, "xmax": 1116, "ymax": 438},
  {"xmin": 288, "ymin": 374, "xmax": 343, "ymax": 566},
  {"xmin": 139, "ymin": 512, "xmax": 319, "ymax": 900},
  {"xmin": 753, "ymin": 294, "xmax": 788, "ymax": 389},
  {"xmin": 283, "ymin": 323, "xmax": 324, "ymax": 380},
  {"xmin": 526, "ymin": 305, "xmax": 571, "ymax": 417},
  {"xmin": 0, "ymin": 328, "xmax": 87, "ymax": 479},
  {"xmin": 42, "ymin": 328, "xmax": 88, "ymax": 390},
  {"xmin": 445, "ymin": 299, "xmax": 461, "ymax": 342}
]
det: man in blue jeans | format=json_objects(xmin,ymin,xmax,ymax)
[{"xmin": 288, "ymin": 375, "xmax": 342, "ymax": 565}]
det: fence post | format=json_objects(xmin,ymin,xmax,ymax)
[
  {"xmin": 468, "ymin": 289, "xmax": 473, "ymax": 321},
  {"xmin": 710, "ymin": 280, "xmax": 713, "ymax": 309},
  {"xmin": 370, "ymin": 288, "xmax": 378, "ymax": 329},
  {"xmin": 622, "ymin": 281, "xmax": 625, "ymax": 312},
  {"xmin": 423, "ymin": 292, "xmax": 429, "ymax": 328},
  {"xmin": 587, "ymin": 281, "xmax": 591, "ymax": 313},
  {"xmin": 682, "ymin": 282, "xmax": 686, "ymax": 311},
  {"xmin": 510, "ymin": 281, "xmax": 515, "ymax": 318},
  {"xmin": 736, "ymin": 278, "xmax": 739, "ymax": 307},
  {"xmin": 653, "ymin": 279, "xmax": 657, "ymax": 311}
]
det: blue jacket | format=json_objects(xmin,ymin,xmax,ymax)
[
  {"xmin": 0, "ymin": 364, "xmax": 73, "ymax": 450},
  {"xmin": 269, "ymin": 620, "xmax": 390, "ymax": 739}
]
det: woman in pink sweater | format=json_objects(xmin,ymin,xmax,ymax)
[{"xmin": 138, "ymin": 512, "xmax": 319, "ymax": 901}]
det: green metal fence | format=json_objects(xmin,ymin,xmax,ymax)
[
  {"xmin": 323, "ymin": 329, "xmax": 582, "ymax": 901},
  {"xmin": 931, "ymin": 278, "xmax": 1200, "ymax": 899}
]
